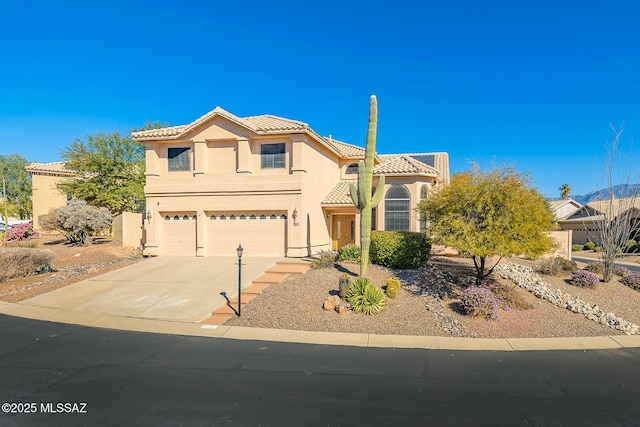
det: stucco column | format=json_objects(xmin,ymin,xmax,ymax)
[
  {"xmin": 290, "ymin": 135, "xmax": 306, "ymax": 174},
  {"xmin": 143, "ymin": 199, "xmax": 160, "ymax": 256},
  {"xmin": 193, "ymin": 140, "xmax": 207, "ymax": 176},
  {"xmin": 236, "ymin": 138, "xmax": 251, "ymax": 174},
  {"xmin": 144, "ymin": 143, "xmax": 160, "ymax": 177},
  {"xmin": 196, "ymin": 209, "xmax": 205, "ymax": 257}
]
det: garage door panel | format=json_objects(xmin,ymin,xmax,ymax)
[
  {"xmin": 162, "ymin": 213, "xmax": 196, "ymax": 256},
  {"xmin": 207, "ymin": 212, "xmax": 286, "ymax": 256}
]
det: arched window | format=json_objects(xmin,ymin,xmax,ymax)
[
  {"xmin": 385, "ymin": 185, "xmax": 410, "ymax": 231},
  {"xmin": 346, "ymin": 163, "xmax": 359, "ymax": 174},
  {"xmin": 420, "ymin": 184, "xmax": 429, "ymax": 232},
  {"xmin": 421, "ymin": 184, "xmax": 429, "ymax": 200}
]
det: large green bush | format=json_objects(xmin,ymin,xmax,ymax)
[{"xmin": 370, "ymin": 231, "xmax": 430, "ymax": 269}]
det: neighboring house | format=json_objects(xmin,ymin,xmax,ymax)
[
  {"xmin": 558, "ymin": 197, "xmax": 640, "ymax": 244},
  {"xmin": 132, "ymin": 106, "xmax": 449, "ymax": 257},
  {"xmin": 548, "ymin": 198, "xmax": 582, "ymax": 221},
  {"xmin": 25, "ymin": 162, "xmax": 74, "ymax": 230}
]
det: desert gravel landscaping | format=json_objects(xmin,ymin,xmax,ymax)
[
  {"xmin": 225, "ymin": 256, "xmax": 640, "ymax": 339},
  {"xmin": 3, "ymin": 235, "xmax": 640, "ymax": 339}
]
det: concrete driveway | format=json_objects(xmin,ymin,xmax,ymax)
[{"xmin": 20, "ymin": 256, "xmax": 281, "ymax": 322}]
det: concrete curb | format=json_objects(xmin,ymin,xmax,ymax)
[{"xmin": 2, "ymin": 301, "xmax": 640, "ymax": 351}]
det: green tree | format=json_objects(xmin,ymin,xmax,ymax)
[
  {"xmin": 559, "ymin": 183, "xmax": 572, "ymax": 200},
  {"xmin": 419, "ymin": 166, "xmax": 556, "ymax": 283},
  {"xmin": 58, "ymin": 130, "xmax": 146, "ymax": 215},
  {"xmin": 0, "ymin": 153, "xmax": 32, "ymax": 219}
]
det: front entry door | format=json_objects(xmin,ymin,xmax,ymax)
[{"xmin": 332, "ymin": 215, "xmax": 355, "ymax": 250}]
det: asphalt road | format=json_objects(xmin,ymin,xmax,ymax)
[
  {"xmin": 572, "ymin": 255, "xmax": 640, "ymax": 273},
  {"xmin": 1, "ymin": 314, "xmax": 640, "ymax": 426}
]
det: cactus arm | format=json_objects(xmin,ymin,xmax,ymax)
[
  {"xmin": 371, "ymin": 176, "xmax": 385, "ymax": 207},
  {"xmin": 357, "ymin": 160, "xmax": 367, "ymax": 207},
  {"xmin": 349, "ymin": 182, "xmax": 360, "ymax": 209}
]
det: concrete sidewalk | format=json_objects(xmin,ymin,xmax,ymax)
[{"xmin": 16, "ymin": 256, "xmax": 280, "ymax": 322}]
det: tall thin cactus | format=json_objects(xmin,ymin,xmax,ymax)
[{"xmin": 350, "ymin": 95, "xmax": 385, "ymax": 277}]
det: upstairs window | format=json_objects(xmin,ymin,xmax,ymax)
[
  {"xmin": 346, "ymin": 163, "xmax": 359, "ymax": 175},
  {"xmin": 168, "ymin": 147, "xmax": 191, "ymax": 171},
  {"xmin": 261, "ymin": 143, "xmax": 286, "ymax": 169}
]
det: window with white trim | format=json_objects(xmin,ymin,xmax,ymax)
[
  {"xmin": 261, "ymin": 143, "xmax": 286, "ymax": 169},
  {"xmin": 384, "ymin": 185, "xmax": 410, "ymax": 231}
]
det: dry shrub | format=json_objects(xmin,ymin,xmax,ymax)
[
  {"xmin": 491, "ymin": 284, "xmax": 533, "ymax": 310},
  {"xmin": 536, "ymin": 257, "xmax": 577, "ymax": 276},
  {"xmin": 0, "ymin": 248, "xmax": 55, "ymax": 282}
]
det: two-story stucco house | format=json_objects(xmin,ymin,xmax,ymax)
[{"xmin": 132, "ymin": 107, "xmax": 449, "ymax": 257}]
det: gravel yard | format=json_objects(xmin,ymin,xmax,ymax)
[{"xmin": 226, "ymin": 256, "xmax": 640, "ymax": 338}]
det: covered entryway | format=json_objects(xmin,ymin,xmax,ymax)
[
  {"xmin": 207, "ymin": 212, "xmax": 287, "ymax": 256},
  {"xmin": 161, "ymin": 213, "xmax": 197, "ymax": 256},
  {"xmin": 331, "ymin": 214, "xmax": 355, "ymax": 250}
]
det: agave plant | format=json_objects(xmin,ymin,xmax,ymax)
[{"xmin": 347, "ymin": 277, "xmax": 386, "ymax": 315}]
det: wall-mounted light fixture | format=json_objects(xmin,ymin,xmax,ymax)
[{"xmin": 292, "ymin": 208, "xmax": 298, "ymax": 222}]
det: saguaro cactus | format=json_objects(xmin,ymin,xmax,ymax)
[{"xmin": 350, "ymin": 95, "xmax": 385, "ymax": 277}]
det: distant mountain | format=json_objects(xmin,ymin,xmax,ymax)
[{"xmin": 571, "ymin": 184, "xmax": 640, "ymax": 204}]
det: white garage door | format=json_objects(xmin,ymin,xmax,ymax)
[
  {"xmin": 162, "ymin": 213, "xmax": 197, "ymax": 256},
  {"xmin": 207, "ymin": 212, "xmax": 286, "ymax": 256}
]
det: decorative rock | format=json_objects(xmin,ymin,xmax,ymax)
[
  {"xmin": 323, "ymin": 301, "xmax": 335, "ymax": 311},
  {"xmin": 328, "ymin": 295, "xmax": 342, "ymax": 306},
  {"xmin": 335, "ymin": 304, "xmax": 348, "ymax": 314},
  {"xmin": 495, "ymin": 263, "xmax": 640, "ymax": 335}
]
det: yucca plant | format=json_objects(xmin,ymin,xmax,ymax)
[{"xmin": 347, "ymin": 277, "xmax": 386, "ymax": 315}]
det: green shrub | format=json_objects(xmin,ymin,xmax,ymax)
[
  {"xmin": 594, "ymin": 246, "xmax": 603, "ymax": 252},
  {"xmin": 347, "ymin": 277, "xmax": 386, "ymax": 315},
  {"xmin": 311, "ymin": 250, "xmax": 337, "ymax": 269},
  {"xmin": 584, "ymin": 242, "xmax": 596, "ymax": 251},
  {"xmin": 0, "ymin": 248, "xmax": 55, "ymax": 282},
  {"xmin": 337, "ymin": 243, "xmax": 360, "ymax": 263},
  {"xmin": 572, "ymin": 244, "xmax": 583, "ymax": 252},
  {"xmin": 572, "ymin": 270, "xmax": 599, "ymax": 288},
  {"xmin": 624, "ymin": 240, "xmax": 638, "ymax": 253},
  {"xmin": 385, "ymin": 276, "xmax": 401, "ymax": 298},
  {"xmin": 370, "ymin": 231, "xmax": 430, "ymax": 269},
  {"xmin": 536, "ymin": 257, "xmax": 577, "ymax": 275},
  {"xmin": 584, "ymin": 262, "xmax": 604, "ymax": 275}
]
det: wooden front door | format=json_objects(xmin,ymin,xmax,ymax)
[{"xmin": 331, "ymin": 215, "xmax": 355, "ymax": 250}]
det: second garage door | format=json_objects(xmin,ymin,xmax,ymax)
[{"xmin": 207, "ymin": 212, "xmax": 286, "ymax": 256}]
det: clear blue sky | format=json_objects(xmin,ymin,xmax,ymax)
[{"xmin": 1, "ymin": 0, "xmax": 639, "ymax": 199}]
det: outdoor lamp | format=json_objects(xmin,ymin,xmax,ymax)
[
  {"xmin": 292, "ymin": 208, "xmax": 298, "ymax": 222},
  {"xmin": 236, "ymin": 244, "xmax": 243, "ymax": 316}
]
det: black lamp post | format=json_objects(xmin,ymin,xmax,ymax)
[{"xmin": 236, "ymin": 244, "xmax": 243, "ymax": 316}]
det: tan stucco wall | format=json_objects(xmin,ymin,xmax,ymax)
[
  {"xmin": 544, "ymin": 230, "xmax": 573, "ymax": 260},
  {"xmin": 143, "ymin": 118, "xmax": 344, "ymax": 257},
  {"xmin": 112, "ymin": 212, "xmax": 143, "ymax": 248},
  {"xmin": 141, "ymin": 114, "xmax": 448, "ymax": 257},
  {"xmin": 30, "ymin": 173, "xmax": 68, "ymax": 230}
]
